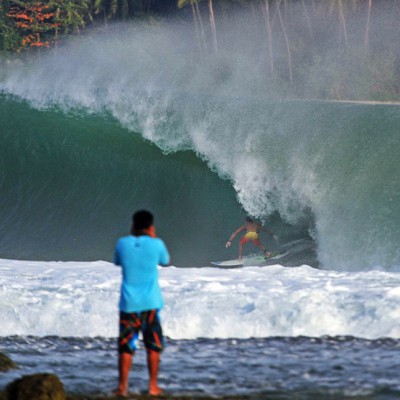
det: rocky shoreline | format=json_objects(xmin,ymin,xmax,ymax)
[
  {"xmin": 3, "ymin": 392, "xmax": 251, "ymax": 400},
  {"xmin": 65, "ymin": 395, "xmax": 250, "ymax": 400}
]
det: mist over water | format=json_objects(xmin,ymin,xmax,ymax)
[{"xmin": 1, "ymin": 13, "xmax": 400, "ymax": 270}]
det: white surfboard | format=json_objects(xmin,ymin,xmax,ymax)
[
  {"xmin": 210, "ymin": 259, "xmax": 243, "ymax": 267},
  {"xmin": 211, "ymin": 252, "xmax": 288, "ymax": 268}
]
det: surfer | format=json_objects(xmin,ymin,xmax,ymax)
[
  {"xmin": 114, "ymin": 210, "xmax": 170, "ymax": 398},
  {"xmin": 225, "ymin": 217, "xmax": 276, "ymax": 260}
]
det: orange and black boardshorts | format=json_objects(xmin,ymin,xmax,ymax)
[{"xmin": 118, "ymin": 309, "xmax": 164, "ymax": 354}]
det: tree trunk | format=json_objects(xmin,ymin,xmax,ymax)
[
  {"xmin": 364, "ymin": 0, "xmax": 372, "ymax": 49},
  {"xmin": 208, "ymin": 0, "xmax": 218, "ymax": 54},
  {"xmin": 276, "ymin": 0, "xmax": 293, "ymax": 83},
  {"xmin": 338, "ymin": 0, "xmax": 348, "ymax": 50},
  {"xmin": 262, "ymin": 0, "xmax": 274, "ymax": 74},
  {"xmin": 191, "ymin": 0, "xmax": 206, "ymax": 55},
  {"xmin": 301, "ymin": 0, "xmax": 313, "ymax": 38},
  {"xmin": 194, "ymin": 0, "xmax": 208, "ymax": 55}
]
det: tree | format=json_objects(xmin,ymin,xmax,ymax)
[
  {"xmin": 178, "ymin": 0, "xmax": 208, "ymax": 55},
  {"xmin": 93, "ymin": 0, "xmax": 144, "ymax": 21},
  {"xmin": 326, "ymin": 0, "xmax": 359, "ymax": 51},
  {"xmin": 7, "ymin": 2, "xmax": 59, "ymax": 49},
  {"xmin": 48, "ymin": 0, "xmax": 92, "ymax": 35},
  {"xmin": 262, "ymin": 0, "xmax": 274, "ymax": 74},
  {"xmin": 0, "ymin": 1, "xmax": 18, "ymax": 51},
  {"xmin": 276, "ymin": 0, "xmax": 293, "ymax": 83},
  {"xmin": 364, "ymin": 0, "xmax": 372, "ymax": 49},
  {"xmin": 208, "ymin": 0, "xmax": 218, "ymax": 54}
]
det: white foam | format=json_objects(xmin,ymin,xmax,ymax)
[{"xmin": 1, "ymin": 259, "xmax": 399, "ymax": 340}]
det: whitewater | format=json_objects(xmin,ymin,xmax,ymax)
[{"xmin": 1, "ymin": 259, "xmax": 399, "ymax": 340}]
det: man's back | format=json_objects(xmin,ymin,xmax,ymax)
[{"xmin": 115, "ymin": 235, "xmax": 170, "ymax": 313}]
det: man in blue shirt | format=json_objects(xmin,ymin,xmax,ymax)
[{"xmin": 114, "ymin": 210, "xmax": 170, "ymax": 397}]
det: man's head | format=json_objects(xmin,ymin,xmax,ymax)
[
  {"xmin": 131, "ymin": 210, "xmax": 155, "ymax": 236},
  {"xmin": 133, "ymin": 210, "xmax": 153, "ymax": 230},
  {"xmin": 245, "ymin": 216, "xmax": 254, "ymax": 223}
]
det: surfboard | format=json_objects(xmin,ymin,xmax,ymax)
[
  {"xmin": 267, "ymin": 250, "xmax": 289, "ymax": 260},
  {"xmin": 264, "ymin": 251, "xmax": 288, "ymax": 261},
  {"xmin": 211, "ymin": 251, "xmax": 288, "ymax": 268},
  {"xmin": 210, "ymin": 259, "xmax": 243, "ymax": 267}
]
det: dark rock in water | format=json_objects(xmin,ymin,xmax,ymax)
[
  {"xmin": 0, "ymin": 353, "xmax": 16, "ymax": 372},
  {"xmin": 5, "ymin": 373, "xmax": 65, "ymax": 400}
]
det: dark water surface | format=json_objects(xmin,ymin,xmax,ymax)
[{"xmin": 1, "ymin": 336, "xmax": 399, "ymax": 399}]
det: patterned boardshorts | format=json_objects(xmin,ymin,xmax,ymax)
[{"xmin": 118, "ymin": 309, "xmax": 164, "ymax": 354}]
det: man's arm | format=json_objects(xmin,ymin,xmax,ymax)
[
  {"xmin": 226, "ymin": 225, "xmax": 245, "ymax": 248},
  {"xmin": 158, "ymin": 241, "xmax": 170, "ymax": 266},
  {"xmin": 114, "ymin": 241, "xmax": 121, "ymax": 266}
]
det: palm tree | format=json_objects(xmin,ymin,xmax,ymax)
[
  {"xmin": 178, "ymin": 0, "xmax": 208, "ymax": 55},
  {"xmin": 262, "ymin": 0, "xmax": 274, "ymax": 74},
  {"xmin": 208, "ymin": 0, "xmax": 218, "ymax": 54},
  {"xmin": 179, "ymin": 0, "xmax": 218, "ymax": 54},
  {"xmin": 45, "ymin": 0, "xmax": 93, "ymax": 35},
  {"xmin": 326, "ymin": 0, "xmax": 359, "ymax": 51},
  {"xmin": 301, "ymin": 0, "xmax": 313, "ymax": 38},
  {"xmin": 364, "ymin": 0, "xmax": 372, "ymax": 49},
  {"xmin": 94, "ymin": 0, "xmax": 125, "ymax": 21},
  {"xmin": 276, "ymin": 0, "xmax": 293, "ymax": 83}
]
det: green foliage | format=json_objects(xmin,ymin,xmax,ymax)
[
  {"xmin": 48, "ymin": 0, "xmax": 93, "ymax": 34},
  {"xmin": 0, "ymin": 1, "xmax": 23, "ymax": 51}
]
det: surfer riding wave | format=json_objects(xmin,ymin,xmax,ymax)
[{"xmin": 225, "ymin": 217, "xmax": 277, "ymax": 260}]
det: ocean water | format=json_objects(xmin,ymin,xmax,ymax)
[
  {"xmin": 0, "ymin": 260, "xmax": 400, "ymax": 399},
  {"xmin": 1, "ymin": 18, "xmax": 400, "ymax": 399},
  {"xmin": 1, "ymin": 22, "xmax": 400, "ymax": 270}
]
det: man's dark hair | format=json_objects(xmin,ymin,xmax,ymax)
[
  {"xmin": 245, "ymin": 216, "xmax": 254, "ymax": 223},
  {"xmin": 132, "ymin": 210, "xmax": 154, "ymax": 231}
]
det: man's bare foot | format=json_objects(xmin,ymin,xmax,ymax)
[
  {"xmin": 149, "ymin": 385, "xmax": 164, "ymax": 396},
  {"xmin": 264, "ymin": 251, "xmax": 273, "ymax": 259},
  {"xmin": 114, "ymin": 387, "xmax": 128, "ymax": 398}
]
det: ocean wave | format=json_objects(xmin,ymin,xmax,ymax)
[{"xmin": 1, "ymin": 23, "xmax": 400, "ymax": 270}]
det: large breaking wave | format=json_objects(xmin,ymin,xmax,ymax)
[{"xmin": 1, "ymin": 22, "xmax": 400, "ymax": 270}]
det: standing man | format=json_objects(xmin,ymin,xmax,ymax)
[
  {"xmin": 225, "ymin": 216, "xmax": 276, "ymax": 260},
  {"xmin": 114, "ymin": 210, "xmax": 170, "ymax": 397}
]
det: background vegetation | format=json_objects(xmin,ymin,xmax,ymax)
[{"xmin": 1, "ymin": 0, "xmax": 400, "ymax": 100}]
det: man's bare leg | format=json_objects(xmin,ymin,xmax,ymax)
[
  {"xmin": 254, "ymin": 242, "xmax": 272, "ymax": 258},
  {"xmin": 116, "ymin": 352, "xmax": 132, "ymax": 397},
  {"xmin": 147, "ymin": 350, "xmax": 163, "ymax": 395},
  {"xmin": 238, "ymin": 243, "xmax": 244, "ymax": 260}
]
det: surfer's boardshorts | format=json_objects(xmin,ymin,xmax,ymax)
[
  {"xmin": 240, "ymin": 231, "xmax": 261, "ymax": 246},
  {"xmin": 118, "ymin": 310, "xmax": 164, "ymax": 354}
]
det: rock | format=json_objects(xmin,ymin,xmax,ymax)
[
  {"xmin": 0, "ymin": 353, "xmax": 16, "ymax": 372},
  {"xmin": 5, "ymin": 373, "xmax": 66, "ymax": 400}
]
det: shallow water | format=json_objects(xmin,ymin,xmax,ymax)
[{"xmin": 1, "ymin": 336, "xmax": 400, "ymax": 399}]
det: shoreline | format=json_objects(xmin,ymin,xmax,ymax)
[
  {"xmin": 65, "ymin": 395, "xmax": 251, "ymax": 400},
  {"xmin": 0, "ymin": 392, "xmax": 252, "ymax": 400}
]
